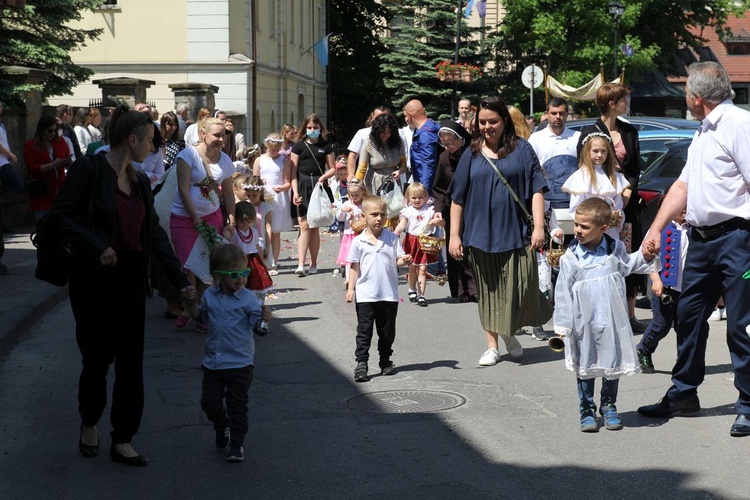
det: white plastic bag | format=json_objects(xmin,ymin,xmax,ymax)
[
  {"xmin": 184, "ymin": 235, "xmax": 229, "ymax": 284},
  {"xmin": 381, "ymin": 181, "xmax": 404, "ymax": 219},
  {"xmin": 306, "ymin": 183, "xmax": 335, "ymax": 228}
]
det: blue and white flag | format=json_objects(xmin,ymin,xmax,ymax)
[
  {"xmin": 313, "ymin": 34, "xmax": 330, "ymax": 67},
  {"xmin": 464, "ymin": 0, "xmax": 476, "ymax": 18}
]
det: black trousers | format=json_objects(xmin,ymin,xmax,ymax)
[
  {"xmin": 355, "ymin": 301, "xmax": 397, "ymax": 366},
  {"xmin": 69, "ymin": 252, "xmax": 146, "ymax": 444},
  {"xmin": 201, "ymin": 365, "xmax": 254, "ymax": 444}
]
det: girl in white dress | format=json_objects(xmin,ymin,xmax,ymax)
[
  {"xmin": 253, "ymin": 133, "xmax": 293, "ymax": 273},
  {"xmin": 563, "ymin": 132, "xmax": 631, "ymax": 240}
]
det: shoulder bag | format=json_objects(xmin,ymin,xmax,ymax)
[{"xmin": 31, "ymin": 156, "xmax": 103, "ymax": 286}]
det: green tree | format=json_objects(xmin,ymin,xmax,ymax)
[
  {"xmin": 329, "ymin": 0, "xmax": 391, "ymax": 143},
  {"xmin": 0, "ymin": 0, "xmax": 102, "ymax": 104},
  {"xmin": 489, "ymin": 0, "xmax": 749, "ymax": 114},
  {"xmin": 379, "ymin": 0, "xmax": 492, "ymax": 120}
]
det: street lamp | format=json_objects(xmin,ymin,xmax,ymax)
[{"xmin": 607, "ymin": 1, "xmax": 625, "ymax": 80}]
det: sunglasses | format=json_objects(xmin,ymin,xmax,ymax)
[{"xmin": 214, "ymin": 268, "xmax": 250, "ymax": 280}]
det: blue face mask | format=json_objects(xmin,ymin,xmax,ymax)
[{"xmin": 306, "ymin": 129, "xmax": 321, "ymax": 139}]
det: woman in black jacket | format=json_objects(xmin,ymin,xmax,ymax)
[
  {"xmin": 576, "ymin": 83, "xmax": 647, "ymax": 332},
  {"xmin": 51, "ymin": 105, "xmax": 195, "ymax": 466}
]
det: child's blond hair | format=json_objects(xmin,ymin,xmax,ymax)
[
  {"xmin": 575, "ymin": 197, "xmax": 612, "ymax": 227},
  {"xmin": 404, "ymin": 182, "xmax": 427, "ymax": 202},
  {"xmin": 579, "ymin": 133, "xmax": 618, "ymax": 191},
  {"xmin": 209, "ymin": 243, "xmax": 248, "ymax": 274},
  {"xmin": 361, "ymin": 194, "xmax": 387, "ymax": 214}
]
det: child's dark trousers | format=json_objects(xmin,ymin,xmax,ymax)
[
  {"xmin": 201, "ymin": 365, "xmax": 254, "ymax": 444},
  {"xmin": 355, "ymin": 301, "xmax": 397, "ymax": 365}
]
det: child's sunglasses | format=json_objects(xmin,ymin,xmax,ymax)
[{"xmin": 214, "ymin": 268, "xmax": 251, "ymax": 279}]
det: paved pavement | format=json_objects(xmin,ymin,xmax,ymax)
[{"xmin": 0, "ymin": 229, "xmax": 746, "ymax": 499}]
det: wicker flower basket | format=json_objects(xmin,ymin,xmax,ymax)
[
  {"xmin": 263, "ymin": 188, "xmax": 276, "ymax": 204},
  {"xmin": 349, "ymin": 213, "xmax": 367, "ymax": 234},
  {"xmin": 546, "ymin": 240, "xmax": 566, "ymax": 269},
  {"xmin": 419, "ymin": 225, "xmax": 446, "ymax": 255},
  {"xmin": 610, "ymin": 209, "xmax": 624, "ymax": 228}
]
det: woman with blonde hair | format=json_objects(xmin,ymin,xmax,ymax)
[
  {"xmin": 280, "ymin": 123, "xmax": 297, "ymax": 157},
  {"xmin": 508, "ymin": 105, "xmax": 531, "ymax": 140},
  {"xmin": 169, "ymin": 117, "xmax": 236, "ymax": 330},
  {"xmin": 183, "ymin": 106, "xmax": 213, "ymax": 147}
]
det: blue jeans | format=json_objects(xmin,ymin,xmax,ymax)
[
  {"xmin": 577, "ymin": 378, "xmax": 619, "ymax": 414},
  {"xmin": 667, "ymin": 227, "xmax": 750, "ymax": 414},
  {"xmin": 638, "ymin": 290, "xmax": 680, "ymax": 354}
]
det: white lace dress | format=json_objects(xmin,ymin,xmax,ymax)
[
  {"xmin": 257, "ymin": 154, "xmax": 294, "ymax": 232},
  {"xmin": 554, "ymin": 237, "xmax": 658, "ymax": 380},
  {"xmin": 562, "ymin": 165, "xmax": 630, "ymax": 238}
]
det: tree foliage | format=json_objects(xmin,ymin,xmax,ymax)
[
  {"xmin": 489, "ymin": 0, "xmax": 750, "ymax": 114},
  {"xmin": 378, "ymin": 0, "xmax": 493, "ymax": 120},
  {"xmin": 329, "ymin": 0, "xmax": 391, "ymax": 143},
  {"xmin": 0, "ymin": 0, "xmax": 102, "ymax": 105}
]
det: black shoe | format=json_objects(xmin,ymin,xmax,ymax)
[
  {"xmin": 637, "ymin": 393, "xmax": 700, "ymax": 418},
  {"xmin": 636, "ymin": 296, "xmax": 651, "ymax": 309},
  {"xmin": 730, "ymin": 414, "xmax": 750, "ymax": 437},
  {"xmin": 110, "ymin": 445, "xmax": 148, "ymax": 466},
  {"xmin": 164, "ymin": 310, "xmax": 181, "ymax": 320},
  {"xmin": 417, "ymin": 295, "xmax": 427, "ymax": 307},
  {"xmin": 0, "ymin": 263, "xmax": 8, "ymax": 276},
  {"xmin": 630, "ymin": 316, "xmax": 648, "ymax": 334},
  {"xmin": 408, "ymin": 291, "xmax": 417, "ymax": 303},
  {"xmin": 78, "ymin": 424, "xmax": 99, "ymax": 458},
  {"xmin": 226, "ymin": 441, "xmax": 244, "ymax": 462},
  {"xmin": 380, "ymin": 361, "xmax": 396, "ymax": 376},
  {"xmin": 215, "ymin": 424, "xmax": 230, "ymax": 450},
  {"xmin": 354, "ymin": 361, "xmax": 368, "ymax": 382},
  {"xmin": 637, "ymin": 349, "xmax": 655, "ymax": 374}
]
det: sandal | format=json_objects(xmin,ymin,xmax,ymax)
[
  {"xmin": 174, "ymin": 315, "xmax": 192, "ymax": 330},
  {"xmin": 417, "ymin": 296, "xmax": 428, "ymax": 307},
  {"xmin": 408, "ymin": 291, "xmax": 418, "ymax": 303}
]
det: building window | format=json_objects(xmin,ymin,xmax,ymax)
[
  {"xmin": 727, "ymin": 42, "xmax": 750, "ymax": 55},
  {"xmin": 96, "ymin": 0, "xmax": 120, "ymax": 9},
  {"xmin": 733, "ymin": 87, "xmax": 749, "ymax": 105}
]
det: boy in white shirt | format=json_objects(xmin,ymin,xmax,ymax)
[{"xmin": 346, "ymin": 196, "xmax": 412, "ymax": 382}]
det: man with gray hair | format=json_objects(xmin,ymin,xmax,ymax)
[
  {"xmin": 638, "ymin": 62, "xmax": 750, "ymax": 437},
  {"xmin": 176, "ymin": 103, "xmax": 189, "ymax": 135}
]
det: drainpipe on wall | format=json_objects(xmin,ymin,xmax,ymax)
[{"xmin": 251, "ymin": 0, "xmax": 257, "ymax": 142}]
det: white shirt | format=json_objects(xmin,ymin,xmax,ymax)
[
  {"xmin": 346, "ymin": 229, "xmax": 406, "ymax": 303},
  {"xmin": 0, "ymin": 123, "xmax": 10, "ymax": 166},
  {"xmin": 528, "ymin": 127, "xmax": 580, "ymax": 166},
  {"xmin": 400, "ymin": 125, "xmax": 415, "ymax": 171},
  {"xmin": 399, "ymin": 204, "xmax": 436, "ymax": 236},
  {"xmin": 347, "ymin": 127, "xmax": 370, "ymax": 154},
  {"xmin": 679, "ymin": 101, "xmax": 750, "ymax": 227},
  {"xmin": 133, "ymin": 147, "xmax": 165, "ymax": 184},
  {"xmin": 171, "ymin": 146, "xmax": 235, "ymax": 218}
]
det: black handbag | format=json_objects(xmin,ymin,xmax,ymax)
[
  {"xmin": 31, "ymin": 157, "xmax": 102, "ymax": 286},
  {"xmin": 25, "ymin": 177, "xmax": 51, "ymax": 196}
]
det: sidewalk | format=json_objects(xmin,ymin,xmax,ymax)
[{"xmin": 0, "ymin": 226, "xmax": 69, "ymax": 357}]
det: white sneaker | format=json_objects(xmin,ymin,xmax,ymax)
[
  {"xmin": 294, "ymin": 266, "xmax": 306, "ymax": 276},
  {"xmin": 479, "ymin": 348, "xmax": 501, "ymax": 366},
  {"xmin": 708, "ymin": 307, "xmax": 724, "ymax": 321},
  {"xmin": 720, "ymin": 307, "xmax": 727, "ymax": 320},
  {"xmin": 503, "ymin": 335, "xmax": 523, "ymax": 358},
  {"xmin": 307, "ymin": 266, "xmax": 318, "ymax": 275}
]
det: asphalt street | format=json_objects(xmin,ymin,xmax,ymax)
[{"xmin": 0, "ymin": 229, "xmax": 746, "ymax": 499}]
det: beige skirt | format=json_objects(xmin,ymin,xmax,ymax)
[{"xmin": 467, "ymin": 246, "xmax": 553, "ymax": 336}]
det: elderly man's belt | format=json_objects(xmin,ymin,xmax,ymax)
[{"xmin": 692, "ymin": 217, "xmax": 750, "ymax": 241}]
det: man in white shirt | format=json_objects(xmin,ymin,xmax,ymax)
[
  {"xmin": 528, "ymin": 98, "xmax": 580, "ymax": 209},
  {"xmin": 638, "ymin": 62, "xmax": 750, "ymax": 438},
  {"xmin": 346, "ymin": 105, "xmax": 390, "ymax": 179}
]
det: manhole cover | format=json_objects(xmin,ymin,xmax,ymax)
[{"xmin": 345, "ymin": 390, "xmax": 466, "ymax": 414}]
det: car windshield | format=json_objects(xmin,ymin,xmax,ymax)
[{"xmin": 640, "ymin": 141, "xmax": 690, "ymax": 182}]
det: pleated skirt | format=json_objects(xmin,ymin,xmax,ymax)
[{"xmin": 467, "ymin": 246, "xmax": 553, "ymax": 336}]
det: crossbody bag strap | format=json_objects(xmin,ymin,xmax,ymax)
[
  {"xmin": 303, "ymin": 140, "xmax": 326, "ymax": 176},
  {"xmin": 480, "ymin": 150, "xmax": 532, "ymax": 223},
  {"xmin": 196, "ymin": 147, "xmax": 222, "ymax": 199}
]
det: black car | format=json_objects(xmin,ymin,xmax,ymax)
[{"xmin": 637, "ymin": 138, "xmax": 691, "ymax": 233}]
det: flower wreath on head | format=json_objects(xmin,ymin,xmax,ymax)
[
  {"xmin": 581, "ymin": 131, "xmax": 612, "ymax": 146},
  {"xmin": 242, "ymin": 182, "xmax": 265, "ymax": 192}
]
